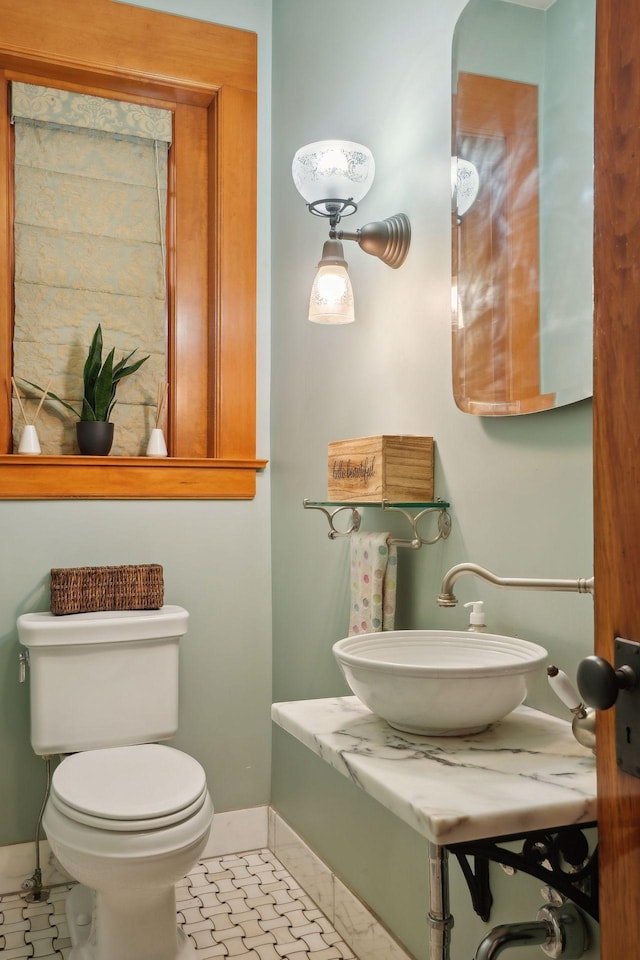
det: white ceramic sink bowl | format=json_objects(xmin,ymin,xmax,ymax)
[{"xmin": 333, "ymin": 630, "xmax": 548, "ymax": 736}]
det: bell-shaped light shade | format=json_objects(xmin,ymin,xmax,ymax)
[
  {"xmin": 292, "ymin": 140, "xmax": 375, "ymax": 216},
  {"xmin": 308, "ymin": 240, "xmax": 355, "ymax": 324}
]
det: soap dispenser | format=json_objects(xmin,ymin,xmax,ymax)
[{"xmin": 464, "ymin": 600, "xmax": 487, "ymax": 632}]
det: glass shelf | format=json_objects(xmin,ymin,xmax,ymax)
[
  {"xmin": 304, "ymin": 499, "xmax": 450, "ymax": 509},
  {"xmin": 303, "ymin": 498, "xmax": 452, "ymax": 548}
]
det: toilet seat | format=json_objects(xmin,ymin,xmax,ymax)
[{"xmin": 50, "ymin": 743, "xmax": 208, "ymax": 832}]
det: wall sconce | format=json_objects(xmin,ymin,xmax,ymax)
[
  {"xmin": 452, "ymin": 156, "xmax": 480, "ymax": 220},
  {"xmin": 292, "ymin": 139, "xmax": 411, "ymax": 324}
]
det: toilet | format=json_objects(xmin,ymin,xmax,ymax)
[{"xmin": 17, "ymin": 605, "xmax": 214, "ymax": 960}]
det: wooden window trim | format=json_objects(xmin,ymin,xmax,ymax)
[{"xmin": 0, "ymin": 0, "xmax": 266, "ymax": 499}]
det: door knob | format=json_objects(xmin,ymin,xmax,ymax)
[
  {"xmin": 577, "ymin": 654, "xmax": 637, "ymax": 710},
  {"xmin": 577, "ymin": 638, "xmax": 640, "ymax": 779}
]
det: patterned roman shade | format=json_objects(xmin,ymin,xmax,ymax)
[{"xmin": 11, "ymin": 83, "xmax": 172, "ymax": 455}]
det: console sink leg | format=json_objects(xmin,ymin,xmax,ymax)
[{"xmin": 428, "ymin": 842, "xmax": 454, "ymax": 960}]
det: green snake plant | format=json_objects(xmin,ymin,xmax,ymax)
[{"xmin": 23, "ymin": 324, "xmax": 149, "ymax": 422}]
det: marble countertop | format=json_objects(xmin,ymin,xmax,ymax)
[{"xmin": 271, "ymin": 697, "xmax": 597, "ymax": 846}]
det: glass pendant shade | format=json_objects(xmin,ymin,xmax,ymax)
[
  {"xmin": 308, "ymin": 240, "xmax": 355, "ymax": 324},
  {"xmin": 292, "ymin": 140, "xmax": 375, "ymax": 216}
]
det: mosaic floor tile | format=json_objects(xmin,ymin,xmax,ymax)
[{"xmin": 0, "ymin": 850, "xmax": 357, "ymax": 960}]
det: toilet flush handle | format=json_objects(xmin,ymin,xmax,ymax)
[{"xmin": 18, "ymin": 650, "xmax": 28, "ymax": 683}]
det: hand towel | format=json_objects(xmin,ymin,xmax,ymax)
[{"xmin": 348, "ymin": 532, "xmax": 397, "ymax": 635}]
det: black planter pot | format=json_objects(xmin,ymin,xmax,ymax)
[{"xmin": 76, "ymin": 420, "xmax": 114, "ymax": 456}]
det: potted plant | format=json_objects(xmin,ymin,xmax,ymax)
[{"xmin": 23, "ymin": 324, "xmax": 149, "ymax": 455}]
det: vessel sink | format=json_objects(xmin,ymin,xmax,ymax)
[{"xmin": 333, "ymin": 630, "xmax": 548, "ymax": 736}]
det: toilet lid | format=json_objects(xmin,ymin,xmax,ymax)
[{"xmin": 51, "ymin": 744, "xmax": 208, "ymax": 826}]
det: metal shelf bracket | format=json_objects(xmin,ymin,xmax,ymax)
[
  {"xmin": 303, "ymin": 498, "xmax": 452, "ymax": 549},
  {"xmin": 450, "ymin": 823, "xmax": 599, "ymax": 922}
]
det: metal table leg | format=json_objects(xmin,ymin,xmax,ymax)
[{"xmin": 428, "ymin": 843, "xmax": 454, "ymax": 960}]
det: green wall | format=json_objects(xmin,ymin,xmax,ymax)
[
  {"xmin": 270, "ymin": 1, "xmax": 596, "ymax": 958},
  {"xmin": 0, "ymin": 0, "xmax": 273, "ymax": 846}
]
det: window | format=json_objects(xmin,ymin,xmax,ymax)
[{"xmin": 0, "ymin": 0, "xmax": 265, "ymax": 498}]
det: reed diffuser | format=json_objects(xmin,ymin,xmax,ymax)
[
  {"xmin": 146, "ymin": 381, "xmax": 168, "ymax": 457},
  {"xmin": 12, "ymin": 376, "xmax": 50, "ymax": 454}
]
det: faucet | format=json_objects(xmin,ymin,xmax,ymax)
[
  {"xmin": 547, "ymin": 665, "xmax": 596, "ymax": 753},
  {"xmin": 437, "ymin": 562, "xmax": 594, "ymax": 607},
  {"xmin": 474, "ymin": 903, "xmax": 588, "ymax": 960},
  {"xmin": 474, "ymin": 918, "xmax": 550, "ymax": 960}
]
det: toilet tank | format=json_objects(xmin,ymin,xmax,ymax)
[{"xmin": 18, "ymin": 605, "xmax": 189, "ymax": 755}]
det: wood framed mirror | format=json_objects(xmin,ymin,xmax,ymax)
[{"xmin": 0, "ymin": 0, "xmax": 266, "ymax": 498}]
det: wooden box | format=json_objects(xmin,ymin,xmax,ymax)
[{"xmin": 327, "ymin": 435, "xmax": 434, "ymax": 502}]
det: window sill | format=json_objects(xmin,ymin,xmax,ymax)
[{"xmin": 0, "ymin": 456, "xmax": 268, "ymax": 500}]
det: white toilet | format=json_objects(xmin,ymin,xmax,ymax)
[{"xmin": 17, "ymin": 605, "xmax": 214, "ymax": 960}]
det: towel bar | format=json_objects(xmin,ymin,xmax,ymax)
[{"xmin": 303, "ymin": 498, "xmax": 451, "ymax": 549}]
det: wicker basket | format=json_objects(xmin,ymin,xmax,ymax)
[{"xmin": 50, "ymin": 564, "xmax": 164, "ymax": 616}]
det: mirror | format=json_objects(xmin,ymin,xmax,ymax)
[{"xmin": 451, "ymin": 0, "xmax": 595, "ymax": 415}]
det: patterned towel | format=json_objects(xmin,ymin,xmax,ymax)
[{"xmin": 348, "ymin": 532, "xmax": 398, "ymax": 635}]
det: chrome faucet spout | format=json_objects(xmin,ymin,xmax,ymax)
[
  {"xmin": 474, "ymin": 903, "xmax": 588, "ymax": 960},
  {"xmin": 437, "ymin": 562, "xmax": 595, "ymax": 607},
  {"xmin": 474, "ymin": 919, "xmax": 549, "ymax": 960}
]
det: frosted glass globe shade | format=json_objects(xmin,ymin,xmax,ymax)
[
  {"xmin": 292, "ymin": 140, "xmax": 375, "ymax": 215},
  {"xmin": 455, "ymin": 158, "xmax": 480, "ymax": 217}
]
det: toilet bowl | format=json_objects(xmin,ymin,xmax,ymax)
[{"xmin": 43, "ymin": 743, "xmax": 213, "ymax": 960}]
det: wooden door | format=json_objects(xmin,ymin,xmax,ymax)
[{"xmin": 593, "ymin": 0, "xmax": 640, "ymax": 954}]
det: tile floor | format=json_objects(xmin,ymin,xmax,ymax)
[{"xmin": 0, "ymin": 848, "xmax": 357, "ymax": 960}]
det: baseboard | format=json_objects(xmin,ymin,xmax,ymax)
[
  {"xmin": 204, "ymin": 804, "xmax": 270, "ymax": 857},
  {"xmin": 0, "ymin": 838, "xmax": 69, "ymax": 896},
  {"xmin": 269, "ymin": 809, "xmax": 414, "ymax": 960},
  {"xmin": 1, "ymin": 805, "xmax": 413, "ymax": 960},
  {"xmin": 0, "ymin": 805, "xmax": 270, "ymax": 896}
]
